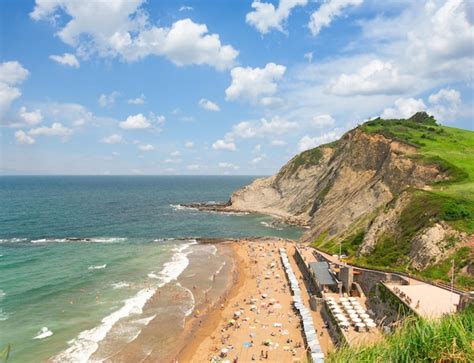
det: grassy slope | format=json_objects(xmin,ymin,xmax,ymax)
[
  {"xmin": 328, "ymin": 306, "xmax": 474, "ymax": 362},
  {"xmin": 313, "ymin": 113, "xmax": 474, "ymax": 289}
]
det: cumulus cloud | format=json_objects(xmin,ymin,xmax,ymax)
[
  {"xmin": 311, "ymin": 114, "xmax": 335, "ymax": 128},
  {"xmin": 298, "ymin": 129, "xmax": 342, "ymax": 151},
  {"xmin": 30, "ymin": 1, "xmax": 238, "ymax": 70},
  {"xmin": 128, "ymin": 94, "xmax": 145, "ymax": 105},
  {"xmin": 309, "ymin": 0, "xmax": 363, "ymax": 36},
  {"xmin": 381, "ymin": 98, "xmax": 427, "ymax": 119},
  {"xmin": 427, "ymin": 88, "xmax": 461, "ymax": 122},
  {"xmin": 170, "ymin": 151, "xmax": 181, "ymax": 157},
  {"xmin": 246, "ymin": 0, "xmax": 308, "ymax": 34},
  {"xmin": 250, "ymin": 155, "xmax": 265, "ymax": 164},
  {"xmin": 230, "ymin": 116, "xmax": 298, "ymax": 139},
  {"xmin": 225, "ymin": 63, "xmax": 286, "ymax": 104},
  {"xmin": 198, "ymin": 98, "xmax": 220, "ymax": 111},
  {"xmin": 15, "ymin": 130, "xmax": 35, "ymax": 145},
  {"xmin": 29, "ymin": 122, "xmax": 73, "ymax": 140},
  {"xmin": 327, "ymin": 60, "xmax": 413, "ymax": 96},
  {"xmin": 218, "ymin": 162, "xmax": 239, "ymax": 170},
  {"xmin": 212, "ymin": 139, "xmax": 237, "ymax": 151},
  {"xmin": 138, "ymin": 144, "xmax": 155, "ymax": 151},
  {"xmin": 99, "ymin": 91, "xmax": 120, "ymax": 107},
  {"xmin": 271, "ymin": 139, "xmax": 287, "ymax": 146},
  {"xmin": 0, "ymin": 61, "xmax": 29, "ymax": 118},
  {"xmin": 18, "ymin": 106, "xmax": 43, "ymax": 125},
  {"xmin": 100, "ymin": 134, "xmax": 124, "ymax": 144},
  {"xmin": 119, "ymin": 113, "xmax": 151, "ymax": 129},
  {"xmin": 49, "ymin": 53, "xmax": 80, "ymax": 68},
  {"xmin": 185, "ymin": 141, "xmax": 194, "ymax": 148}
]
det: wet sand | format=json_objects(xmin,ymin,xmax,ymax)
[{"xmin": 178, "ymin": 240, "xmax": 320, "ymax": 363}]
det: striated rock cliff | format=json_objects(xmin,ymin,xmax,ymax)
[{"xmin": 226, "ymin": 113, "xmax": 474, "ymax": 277}]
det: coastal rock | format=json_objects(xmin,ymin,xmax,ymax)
[{"xmin": 228, "ymin": 128, "xmax": 446, "ymax": 244}]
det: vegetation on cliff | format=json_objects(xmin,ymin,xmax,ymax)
[
  {"xmin": 312, "ymin": 113, "xmax": 474, "ymax": 289},
  {"xmin": 328, "ymin": 306, "xmax": 474, "ymax": 362}
]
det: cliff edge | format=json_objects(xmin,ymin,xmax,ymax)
[{"xmin": 229, "ymin": 113, "xmax": 474, "ymax": 289}]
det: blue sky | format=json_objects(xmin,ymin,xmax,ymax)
[{"xmin": 0, "ymin": 0, "xmax": 473, "ymax": 175}]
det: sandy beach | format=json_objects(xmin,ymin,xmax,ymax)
[{"xmin": 177, "ymin": 240, "xmax": 333, "ymax": 363}]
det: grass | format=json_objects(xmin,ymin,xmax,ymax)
[
  {"xmin": 420, "ymin": 247, "xmax": 474, "ymax": 290},
  {"xmin": 328, "ymin": 307, "xmax": 474, "ymax": 362},
  {"xmin": 361, "ymin": 112, "xmax": 474, "ymax": 203}
]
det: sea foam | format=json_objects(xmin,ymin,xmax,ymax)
[
  {"xmin": 88, "ymin": 264, "xmax": 107, "ymax": 270},
  {"xmin": 33, "ymin": 327, "xmax": 53, "ymax": 340},
  {"xmin": 53, "ymin": 242, "xmax": 193, "ymax": 363}
]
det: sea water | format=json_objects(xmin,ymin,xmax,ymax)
[{"xmin": 0, "ymin": 176, "xmax": 302, "ymax": 362}]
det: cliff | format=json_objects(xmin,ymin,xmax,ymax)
[{"xmin": 228, "ymin": 113, "xmax": 474, "ymax": 289}]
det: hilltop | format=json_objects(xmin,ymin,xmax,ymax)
[{"xmin": 228, "ymin": 113, "xmax": 474, "ymax": 289}]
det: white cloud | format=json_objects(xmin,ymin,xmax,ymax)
[
  {"xmin": 212, "ymin": 139, "xmax": 237, "ymax": 151},
  {"xmin": 179, "ymin": 5, "xmax": 193, "ymax": 12},
  {"xmin": 170, "ymin": 151, "xmax": 181, "ymax": 157},
  {"xmin": 198, "ymin": 98, "xmax": 220, "ymax": 111},
  {"xmin": 298, "ymin": 129, "xmax": 342, "ymax": 151},
  {"xmin": 427, "ymin": 88, "xmax": 461, "ymax": 122},
  {"xmin": 309, "ymin": 0, "xmax": 363, "ymax": 36},
  {"xmin": 218, "ymin": 162, "xmax": 239, "ymax": 170},
  {"xmin": 271, "ymin": 139, "xmax": 287, "ymax": 146},
  {"xmin": 31, "ymin": 2, "xmax": 238, "ymax": 70},
  {"xmin": 149, "ymin": 113, "xmax": 166, "ymax": 124},
  {"xmin": 186, "ymin": 164, "xmax": 200, "ymax": 171},
  {"xmin": 327, "ymin": 60, "xmax": 412, "ymax": 96},
  {"xmin": 138, "ymin": 144, "xmax": 155, "ymax": 151},
  {"xmin": 164, "ymin": 158, "xmax": 181, "ymax": 164},
  {"xmin": 304, "ymin": 52, "xmax": 313, "ymax": 63},
  {"xmin": 250, "ymin": 155, "xmax": 266, "ymax": 164},
  {"xmin": 253, "ymin": 144, "xmax": 262, "ymax": 153},
  {"xmin": 0, "ymin": 61, "xmax": 29, "ymax": 118},
  {"xmin": 225, "ymin": 63, "xmax": 286, "ymax": 104},
  {"xmin": 15, "ymin": 130, "xmax": 35, "ymax": 145},
  {"xmin": 98, "ymin": 91, "xmax": 120, "ymax": 107},
  {"xmin": 230, "ymin": 116, "xmax": 298, "ymax": 139},
  {"xmin": 185, "ymin": 141, "xmax": 194, "ymax": 148},
  {"xmin": 246, "ymin": 0, "xmax": 308, "ymax": 34},
  {"xmin": 127, "ymin": 94, "xmax": 145, "ymax": 105},
  {"xmin": 311, "ymin": 114, "xmax": 335, "ymax": 128},
  {"xmin": 49, "ymin": 53, "xmax": 80, "ymax": 68},
  {"xmin": 120, "ymin": 113, "xmax": 151, "ymax": 129},
  {"xmin": 29, "ymin": 122, "xmax": 73, "ymax": 140},
  {"xmin": 381, "ymin": 98, "xmax": 427, "ymax": 119},
  {"xmin": 18, "ymin": 106, "xmax": 43, "ymax": 125},
  {"xmin": 100, "ymin": 134, "xmax": 124, "ymax": 144}
]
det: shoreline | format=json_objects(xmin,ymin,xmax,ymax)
[
  {"xmin": 175, "ymin": 241, "xmax": 245, "ymax": 362},
  {"xmin": 176, "ymin": 239, "xmax": 332, "ymax": 362}
]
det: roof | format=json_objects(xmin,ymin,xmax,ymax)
[{"xmin": 309, "ymin": 261, "xmax": 337, "ymax": 286}]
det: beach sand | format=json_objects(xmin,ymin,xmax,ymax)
[{"xmin": 177, "ymin": 240, "xmax": 333, "ymax": 363}]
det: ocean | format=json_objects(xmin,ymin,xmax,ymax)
[{"xmin": 0, "ymin": 176, "xmax": 302, "ymax": 362}]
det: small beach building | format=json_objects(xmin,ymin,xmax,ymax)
[{"xmin": 308, "ymin": 261, "xmax": 339, "ymax": 293}]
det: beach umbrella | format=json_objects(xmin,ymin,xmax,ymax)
[
  {"xmin": 360, "ymin": 313, "xmax": 370, "ymax": 319},
  {"xmin": 366, "ymin": 322, "xmax": 377, "ymax": 329},
  {"xmin": 355, "ymin": 322, "xmax": 366, "ymax": 332},
  {"xmin": 346, "ymin": 309, "xmax": 356, "ymax": 315},
  {"xmin": 351, "ymin": 317, "xmax": 362, "ymax": 323},
  {"xmin": 348, "ymin": 297, "xmax": 357, "ymax": 301},
  {"xmin": 364, "ymin": 318, "xmax": 374, "ymax": 324},
  {"xmin": 339, "ymin": 297, "xmax": 348, "ymax": 302},
  {"xmin": 332, "ymin": 308, "xmax": 343, "ymax": 314},
  {"xmin": 349, "ymin": 313, "xmax": 359, "ymax": 319}
]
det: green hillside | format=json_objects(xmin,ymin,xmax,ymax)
[{"xmin": 314, "ymin": 113, "xmax": 474, "ymax": 289}]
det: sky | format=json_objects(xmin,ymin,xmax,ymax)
[{"xmin": 0, "ymin": 0, "xmax": 473, "ymax": 175}]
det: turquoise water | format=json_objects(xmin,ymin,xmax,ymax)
[{"xmin": 0, "ymin": 176, "xmax": 302, "ymax": 362}]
